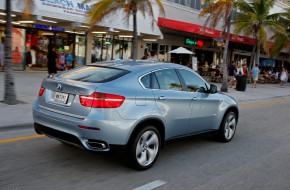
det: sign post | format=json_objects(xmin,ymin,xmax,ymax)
[{"xmin": 192, "ymin": 56, "xmax": 197, "ymax": 71}]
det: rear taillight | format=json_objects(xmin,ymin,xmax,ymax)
[
  {"xmin": 79, "ymin": 92, "xmax": 125, "ymax": 108},
  {"xmin": 38, "ymin": 87, "xmax": 45, "ymax": 96}
]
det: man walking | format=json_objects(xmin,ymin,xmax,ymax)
[
  {"xmin": 228, "ymin": 61, "xmax": 236, "ymax": 88},
  {"xmin": 251, "ymin": 64, "xmax": 260, "ymax": 88}
]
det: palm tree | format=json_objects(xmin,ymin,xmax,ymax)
[
  {"xmin": 83, "ymin": 0, "xmax": 165, "ymax": 60},
  {"xmin": 270, "ymin": 32, "xmax": 290, "ymax": 58},
  {"xmin": 199, "ymin": 0, "xmax": 235, "ymax": 92},
  {"xmin": 3, "ymin": 0, "xmax": 34, "ymax": 105},
  {"xmin": 233, "ymin": 0, "xmax": 286, "ymax": 69},
  {"xmin": 269, "ymin": 8, "xmax": 290, "ymax": 58}
]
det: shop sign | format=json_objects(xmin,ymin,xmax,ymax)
[
  {"xmin": 34, "ymin": 24, "xmax": 65, "ymax": 32},
  {"xmin": 37, "ymin": 0, "xmax": 93, "ymax": 18},
  {"xmin": 53, "ymin": 26, "xmax": 65, "ymax": 32},
  {"xmin": 185, "ymin": 38, "xmax": 204, "ymax": 47},
  {"xmin": 158, "ymin": 18, "xmax": 256, "ymax": 46},
  {"xmin": 34, "ymin": 24, "xmax": 51, "ymax": 30}
]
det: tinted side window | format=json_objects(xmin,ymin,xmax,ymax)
[
  {"xmin": 154, "ymin": 69, "xmax": 182, "ymax": 91},
  {"xmin": 58, "ymin": 66, "xmax": 129, "ymax": 83},
  {"xmin": 140, "ymin": 74, "xmax": 150, "ymax": 88},
  {"xmin": 152, "ymin": 73, "xmax": 160, "ymax": 89},
  {"xmin": 179, "ymin": 69, "xmax": 207, "ymax": 92}
]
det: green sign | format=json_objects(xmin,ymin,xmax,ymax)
[{"xmin": 185, "ymin": 38, "xmax": 197, "ymax": 46}]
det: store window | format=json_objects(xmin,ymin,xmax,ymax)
[
  {"xmin": 144, "ymin": 42, "xmax": 158, "ymax": 58},
  {"xmin": 92, "ymin": 35, "xmax": 131, "ymax": 61},
  {"xmin": 0, "ymin": 27, "xmax": 25, "ymax": 70},
  {"xmin": 92, "ymin": 35, "xmax": 102, "ymax": 62},
  {"xmin": 12, "ymin": 28, "xmax": 25, "ymax": 70},
  {"xmin": 159, "ymin": 44, "xmax": 169, "ymax": 62},
  {"xmin": 25, "ymin": 30, "xmax": 78, "ymax": 70},
  {"xmin": 75, "ymin": 35, "xmax": 86, "ymax": 67},
  {"xmin": 102, "ymin": 35, "xmax": 113, "ymax": 61}
]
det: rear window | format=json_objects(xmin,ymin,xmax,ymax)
[{"xmin": 58, "ymin": 66, "xmax": 130, "ymax": 83}]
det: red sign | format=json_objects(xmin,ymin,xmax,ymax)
[
  {"xmin": 158, "ymin": 17, "xmax": 255, "ymax": 45},
  {"xmin": 196, "ymin": 40, "xmax": 204, "ymax": 47}
]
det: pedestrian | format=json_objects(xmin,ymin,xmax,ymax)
[
  {"xmin": 147, "ymin": 50, "xmax": 158, "ymax": 61},
  {"xmin": 236, "ymin": 64, "xmax": 243, "ymax": 76},
  {"xmin": 228, "ymin": 61, "xmax": 237, "ymax": 88},
  {"xmin": 251, "ymin": 64, "xmax": 260, "ymax": 88},
  {"xmin": 47, "ymin": 46, "xmax": 58, "ymax": 77},
  {"xmin": 141, "ymin": 53, "xmax": 149, "ymax": 60},
  {"xmin": 242, "ymin": 64, "xmax": 248, "ymax": 76},
  {"xmin": 280, "ymin": 67, "xmax": 288, "ymax": 87},
  {"xmin": 28, "ymin": 46, "xmax": 36, "ymax": 68}
]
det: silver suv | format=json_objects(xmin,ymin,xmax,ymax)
[{"xmin": 33, "ymin": 60, "xmax": 239, "ymax": 170}]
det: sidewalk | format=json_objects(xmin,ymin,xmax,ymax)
[{"xmin": 0, "ymin": 71, "xmax": 290, "ymax": 129}]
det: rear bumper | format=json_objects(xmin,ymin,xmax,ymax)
[
  {"xmin": 33, "ymin": 101, "xmax": 136, "ymax": 151},
  {"xmin": 34, "ymin": 123, "xmax": 110, "ymax": 151}
]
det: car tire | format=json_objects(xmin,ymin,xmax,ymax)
[
  {"xmin": 216, "ymin": 111, "xmax": 237, "ymax": 142},
  {"xmin": 127, "ymin": 125, "xmax": 161, "ymax": 170}
]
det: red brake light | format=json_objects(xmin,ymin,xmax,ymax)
[
  {"xmin": 79, "ymin": 92, "xmax": 125, "ymax": 108},
  {"xmin": 38, "ymin": 87, "xmax": 45, "ymax": 96}
]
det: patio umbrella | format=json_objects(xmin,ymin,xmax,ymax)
[{"xmin": 167, "ymin": 47, "xmax": 194, "ymax": 54}]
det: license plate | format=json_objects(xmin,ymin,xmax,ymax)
[{"xmin": 54, "ymin": 92, "xmax": 68, "ymax": 104}]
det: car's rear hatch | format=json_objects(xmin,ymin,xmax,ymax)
[
  {"xmin": 37, "ymin": 65, "xmax": 130, "ymax": 118},
  {"xmin": 38, "ymin": 78, "xmax": 99, "ymax": 118}
]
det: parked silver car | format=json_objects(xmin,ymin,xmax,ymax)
[{"xmin": 33, "ymin": 60, "xmax": 239, "ymax": 170}]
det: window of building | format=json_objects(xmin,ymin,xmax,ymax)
[{"xmin": 167, "ymin": 0, "xmax": 201, "ymax": 10}]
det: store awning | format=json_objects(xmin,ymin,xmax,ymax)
[{"xmin": 158, "ymin": 17, "xmax": 255, "ymax": 45}]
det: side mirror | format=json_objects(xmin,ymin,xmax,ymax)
[{"xmin": 209, "ymin": 84, "xmax": 218, "ymax": 94}]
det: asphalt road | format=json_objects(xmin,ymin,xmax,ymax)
[{"xmin": 1, "ymin": 98, "xmax": 290, "ymax": 190}]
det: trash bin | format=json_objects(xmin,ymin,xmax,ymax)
[{"xmin": 236, "ymin": 75, "xmax": 247, "ymax": 91}]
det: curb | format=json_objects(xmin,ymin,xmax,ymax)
[
  {"xmin": 0, "ymin": 122, "xmax": 34, "ymax": 132},
  {"xmin": 234, "ymin": 95, "xmax": 290, "ymax": 103}
]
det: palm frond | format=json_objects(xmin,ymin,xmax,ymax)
[
  {"xmin": 86, "ymin": 0, "xmax": 124, "ymax": 25},
  {"xmin": 270, "ymin": 32, "xmax": 290, "ymax": 57},
  {"xmin": 257, "ymin": 28, "xmax": 269, "ymax": 55},
  {"xmin": 264, "ymin": 21, "xmax": 286, "ymax": 34}
]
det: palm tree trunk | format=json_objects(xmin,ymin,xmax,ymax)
[
  {"xmin": 4, "ymin": 0, "xmax": 17, "ymax": 105},
  {"xmin": 249, "ymin": 37, "xmax": 257, "ymax": 69},
  {"xmin": 255, "ymin": 42, "xmax": 260, "ymax": 67},
  {"xmin": 220, "ymin": 16, "xmax": 231, "ymax": 92},
  {"xmin": 131, "ymin": 9, "xmax": 138, "ymax": 61}
]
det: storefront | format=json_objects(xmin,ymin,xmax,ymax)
[
  {"xmin": 0, "ymin": 26, "xmax": 26, "ymax": 70},
  {"xmin": 0, "ymin": 23, "xmax": 86, "ymax": 71},
  {"xmin": 91, "ymin": 34, "xmax": 132, "ymax": 62},
  {"xmin": 25, "ymin": 25, "xmax": 86, "ymax": 70}
]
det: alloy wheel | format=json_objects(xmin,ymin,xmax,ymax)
[{"xmin": 135, "ymin": 130, "xmax": 159, "ymax": 167}]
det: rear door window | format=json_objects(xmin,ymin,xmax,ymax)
[
  {"xmin": 58, "ymin": 66, "xmax": 130, "ymax": 83},
  {"xmin": 154, "ymin": 69, "xmax": 183, "ymax": 91}
]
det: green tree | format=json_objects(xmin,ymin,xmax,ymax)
[
  {"xmin": 199, "ymin": 0, "xmax": 235, "ymax": 92},
  {"xmin": 233, "ymin": 0, "xmax": 286, "ymax": 69},
  {"xmin": 269, "ymin": 8, "xmax": 290, "ymax": 58},
  {"xmin": 3, "ymin": 0, "xmax": 34, "ymax": 105},
  {"xmin": 83, "ymin": 0, "xmax": 165, "ymax": 60}
]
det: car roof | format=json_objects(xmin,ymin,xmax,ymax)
[{"xmin": 87, "ymin": 60, "xmax": 189, "ymax": 72}]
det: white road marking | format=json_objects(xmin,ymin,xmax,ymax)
[{"xmin": 132, "ymin": 180, "xmax": 167, "ymax": 190}]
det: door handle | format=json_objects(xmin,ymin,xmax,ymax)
[
  {"xmin": 192, "ymin": 97, "xmax": 198, "ymax": 101},
  {"xmin": 158, "ymin": 96, "xmax": 167, "ymax": 100}
]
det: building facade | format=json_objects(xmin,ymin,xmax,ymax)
[{"xmin": 0, "ymin": 0, "xmax": 289, "ymax": 71}]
